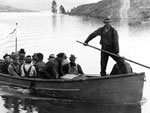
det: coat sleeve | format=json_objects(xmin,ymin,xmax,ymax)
[
  {"xmin": 84, "ymin": 28, "xmax": 102, "ymax": 44},
  {"xmin": 77, "ymin": 64, "xmax": 84, "ymax": 75},
  {"xmin": 62, "ymin": 64, "xmax": 69, "ymax": 75},
  {"xmin": 112, "ymin": 29, "xmax": 119, "ymax": 53},
  {"xmin": 51, "ymin": 65, "xmax": 59, "ymax": 79}
]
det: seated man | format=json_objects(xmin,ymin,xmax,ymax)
[
  {"xmin": 110, "ymin": 57, "xmax": 133, "ymax": 75},
  {"xmin": 18, "ymin": 48, "xmax": 26, "ymax": 65},
  {"xmin": 63, "ymin": 54, "xmax": 84, "ymax": 75},
  {"xmin": 34, "ymin": 53, "xmax": 51, "ymax": 79},
  {"xmin": 1, "ymin": 53, "xmax": 12, "ymax": 74},
  {"xmin": 8, "ymin": 53, "xmax": 21, "ymax": 77},
  {"xmin": 21, "ymin": 55, "xmax": 37, "ymax": 78},
  {"xmin": 47, "ymin": 54, "xmax": 55, "ymax": 62},
  {"xmin": 46, "ymin": 52, "xmax": 65, "ymax": 79},
  {"xmin": 62, "ymin": 53, "xmax": 69, "ymax": 66}
]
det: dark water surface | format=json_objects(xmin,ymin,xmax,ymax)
[
  {"xmin": 1, "ymin": 96, "xmax": 141, "ymax": 113},
  {"xmin": 0, "ymin": 92, "xmax": 142, "ymax": 113},
  {"xmin": 0, "ymin": 82, "xmax": 146, "ymax": 113}
]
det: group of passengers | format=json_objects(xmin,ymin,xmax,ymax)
[{"xmin": 0, "ymin": 48, "xmax": 84, "ymax": 79}]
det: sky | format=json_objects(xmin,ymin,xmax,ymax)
[{"xmin": 1, "ymin": 0, "xmax": 100, "ymax": 11}]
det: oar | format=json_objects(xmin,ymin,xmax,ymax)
[{"xmin": 76, "ymin": 40, "xmax": 150, "ymax": 69}]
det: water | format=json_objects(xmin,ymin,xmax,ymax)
[{"xmin": 0, "ymin": 12, "xmax": 150, "ymax": 113}]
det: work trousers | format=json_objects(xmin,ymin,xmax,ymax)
[
  {"xmin": 100, "ymin": 51, "xmax": 120, "ymax": 76},
  {"xmin": 100, "ymin": 50, "xmax": 128, "ymax": 76},
  {"xmin": 100, "ymin": 51, "xmax": 115, "ymax": 76}
]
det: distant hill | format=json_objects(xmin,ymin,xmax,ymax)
[
  {"xmin": 69, "ymin": 0, "xmax": 150, "ymax": 24},
  {"xmin": 69, "ymin": 0, "xmax": 121, "ymax": 19},
  {"xmin": 128, "ymin": 0, "xmax": 150, "ymax": 24},
  {"xmin": 0, "ymin": 4, "xmax": 35, "ymax": 12}
]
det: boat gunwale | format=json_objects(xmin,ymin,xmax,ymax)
[
  {"xmin": 0, "ymin": 72, "xmax": 145, "ymax": 104},
  {"xmin": 0, "ymin": 72, "xmax": 145, "ymax": 83}
]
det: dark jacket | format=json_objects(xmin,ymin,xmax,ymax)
[
  {"xmin": 110, "ymin": 61, "xmax": 133, "ymax": 75},
  {"xmin": 46, "ymin": 59, "xmax": 64, "ymax": 79},
  {"xmin": 35, "ymin": 61, "xmax": 51, "ymax": 79},
  {"xmin": 84, "ymin": 26, "xmax": 119, "ymax": 53},
  {"xmin": 0, "ymin": 62, "xmax": 10, "ymax": 74}
]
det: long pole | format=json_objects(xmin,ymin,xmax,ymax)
[
  {"xmin": 15, "ymin": 23, "xmax": 18, "ymax": 53},
  {"xmin": 76, "ymin": 40, "xmax": 150, "ymax": 69}
]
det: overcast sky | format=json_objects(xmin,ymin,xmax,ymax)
[{"xmin": 1, "ymin": 0, "xmax": 100, "ymax": 11}]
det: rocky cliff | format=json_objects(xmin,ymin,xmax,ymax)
[
  {"xmin": 70, "ymin": 0, "xmax": 121, "ymax": 19},
  {"xmin": 69, "ymin": 0, "xmax": 150, "ymax": 24},
  {"xmin": 128, "ymin": 0, "xmax": 150, "ymax": 24}
]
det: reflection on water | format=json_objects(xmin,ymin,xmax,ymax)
[
  {"xmin": 0, "ymin": 84, "xmax": 143, "ymax": 113},
  {"xmin": 1, "ymin": 95, "xmax": 141, "ymax": 113}
]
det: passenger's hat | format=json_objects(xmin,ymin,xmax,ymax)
[
  {"xmin": 69, "ymin": 54, "xmax": 76, "ymax": 59},
  {"xmin": 57, "ymin": 52, "xmax": 65, "ymax": 58},
  {"xmin": 36, "ymin": 53, "xmax": 44, "ymax": 60},
  {"xmin": 25, "ymin": 55, "xmax": 32, "ymax": 62},
  {"xmin": 103, "ymin": 16, "xmax": 112, "ymax": 23},
  {"xmin": 3, "ymin": 53, "xmax": 11, "ymax": 59},
  {"xmin": 48, "ymin": 54, "xmax": 55, "ymax": 59},
  {"xmin": 11, "ymin": 53, "xmax": 19, "ymax": 60},
  {"xmin": 18, "ymin": 48, "xmax": 26, "ymax": 54}
]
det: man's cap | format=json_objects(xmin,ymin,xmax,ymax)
[
  {"xmin": 18, "ymin": 48, "xmax": 26, "ymax": 54},
  {"xmin": 48, "ymin": 54, "xmax": 55, "ymax": 59},
  {"xmin": 36, "ymin": 53, "xmax": 44, "ymax": 60},
  {"xmin": 11, "ymin": 53, "xmax": 19, "ymax": 60},
  {"xmin": 103, "ymin": 16, "xmax": 112, "ymax": 23},
  {"xmin": 3, "ymin": 53, "xmax": 11, "ymax": 59},
  {"xmin": 57, "ymin": 52, "xmax": 66, "ymax": 58},
  {"xmin": 69, "ymin": 54, "xmax": 76, "ymax": 59},
  {"xmin": 25, "ymin": 55, "xmax": 32, "ymax": 62}
]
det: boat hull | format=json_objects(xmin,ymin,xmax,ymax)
[{"xmin": 0, "ymin": 72, "xmax": 145, "ymax": 104}]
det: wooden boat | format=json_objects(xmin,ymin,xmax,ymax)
[{"xmin": 0, "ymin": 72, "xmax": 145, "ymax": 104}]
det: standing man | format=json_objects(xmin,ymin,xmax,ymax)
[{"xmin": 84, "ymin": 16, "xmax": 123, "ymax": 76}]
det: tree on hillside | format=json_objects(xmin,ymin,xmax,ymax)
[
  {"xmin": 51, "ymin": 0, "xmax": 57, "ymax": 14},
  {"xmin": 59, "ymin": 5, "xmax": 66, "ymax": 14}
]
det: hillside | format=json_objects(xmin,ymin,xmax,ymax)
[
  {"xmin": 69, "ymin": 0, "xmax": 150, "ymax": 24},
  {"xmin": 70, "ymin": 0, "xmax": 121, "ymax": 19},
  {"xmin": 0, "ymin": 4, "xmax": 35, "ymax": 12}
]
